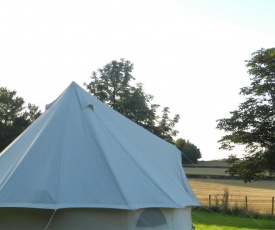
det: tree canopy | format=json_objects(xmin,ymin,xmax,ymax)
[
  {"xmin": 0, "ymin": 87, "xmax": 41, "ymax": 152},
  {"xmin": 84, "ymin": 59, "xmax": 180, "ymax": 143},
  {"xmin": 175, "ymin": 138, "xmax": 202, "ymax": 164},
  {"xmin": 216, "ymin": 48, "xmax": 275, "ymax": 182}
]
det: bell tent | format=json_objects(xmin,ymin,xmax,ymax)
[{"xmin": 0, "ymin": 82, "xmax": 200, "ymax": 230}]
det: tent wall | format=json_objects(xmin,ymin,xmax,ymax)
[
  {"xmin": 49, "ymin": 209, "xmax": 127, "ymax": 230},
  {"xmin": 0, "ymin": 208, "xmax": 53, "ymax": 230},
  {"xmin": 0, "ymin": 207, "xmax": 193, "ymax": 230}
]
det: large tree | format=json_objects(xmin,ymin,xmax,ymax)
[
  {"xmin": 175, "ymin": 138, "xmax": 202, "ymax": 164},
  {"xmin": 0, "ymin": 87, "xmax": 41, "ymax": 152},
  {"xmin": 216, "ymin": 48, "xmax": 275, "ymax": 182},
  {"xmin": 84, "ymin": 59, "xmax": 179, "ymax": 143}
]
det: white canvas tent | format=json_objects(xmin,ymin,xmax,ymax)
[{"xmin": 0, "ymin": 82, "xmax": 200, "ymax": 230}]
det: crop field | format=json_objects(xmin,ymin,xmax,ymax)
[{"xmin": 188, "ymin": 178, "xmax": 275, "ymax": 214}]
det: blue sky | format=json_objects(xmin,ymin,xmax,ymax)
[{"xmin": 1, "ymin": 0, "xmax": 275, "ymax": 160}]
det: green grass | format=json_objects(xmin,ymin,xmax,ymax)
[
  {"xmin": 184, "ymin": 167, "xmax": 228, "ymax": 176},
  {"xmin": 192, "ymin": 209, "xmax": 275, "ymax": 230}
]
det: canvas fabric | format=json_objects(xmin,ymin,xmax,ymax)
[{"xmin": 0, "ymin": 82, "xmax": 199, "ymax": 210}]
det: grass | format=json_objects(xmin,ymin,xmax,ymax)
[
  {"xmin": 184, "ymin": 167, "xmax": 229, "ymax": 176},
  {"xmin": 188, "ymin": 178, "xmax": 275, "ymax": 214},
  {"xmin": 192, "ymin": 209, "xmax": 275, "ymax": 230}
]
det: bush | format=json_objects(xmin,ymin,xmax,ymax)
[{"xmin": 231, "ymin": 204, "xmax": 242, "ymax": 216}]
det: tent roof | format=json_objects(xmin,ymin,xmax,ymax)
[{"xmin": 0, "ymin": 82, "xmax": 200, "ymax": 210}]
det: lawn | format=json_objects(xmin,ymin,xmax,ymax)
[{"xmin": 192, "ymin": 209, "xmax": 275, "ymax": 230}]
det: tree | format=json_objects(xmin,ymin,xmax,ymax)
[
  {"xmin": 216, "ymin": 48, "xmax": 275, "ymax": 182},
  {"xmin": 84, "ymin": 59, "xmax": 179, "ymax": 143},
  {"xmin": 175, "ymin": 138, "xmax": 202, "ymax": 164},
  {"xmin": 153, "ymin": 107, "xmax": 180, "ymax": 143},
  {"xmin": 0, "ymin": 87, "xmax": 41, "ymax": 152}
]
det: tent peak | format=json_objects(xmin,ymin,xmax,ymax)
[
  {"xmin": 69, "ymin": 81, "xmax": 80, "ymax": 87},
  {"xmin": 45, "ymin": 81, "xmax": 81, "ymax": 110}
]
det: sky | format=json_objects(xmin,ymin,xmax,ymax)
[{"xmin": 1, "ymin": 0, "xmax": 275, "ymax": 160}]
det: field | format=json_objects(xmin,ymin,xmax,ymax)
[
  {"xmin": 185, "ymin": 167, "xmax": 228, "ymax": 176},
  {"xmin": 188, "ymin": 178, "xmax": 275, "ymax": 214},
  {"xmin": 184, "ymin": 163, "xmax": 275, "ymax": 214}
]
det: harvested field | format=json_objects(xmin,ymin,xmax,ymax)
[{"xmin": 189, "ymin": 178, "xmax": 275, "ymax": 214}]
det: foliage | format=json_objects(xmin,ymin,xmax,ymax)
[
  {"xmin": 84, "ymin": 59, "xmax": 180, "ymax": 143},
  {"xmin": 0, "ymin": 87, "xmax": 41, "ymax": 152},
  {"xmin": 175, "ymin": 138, "xmax": 202, "ymax": 164},
  {"xmin": 154, "ymin": 107, "xmax": 180, "ymax": 143},
  {"xmin": 216, "ymin": 48, "xmax": 275, "ymax": 182}
]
